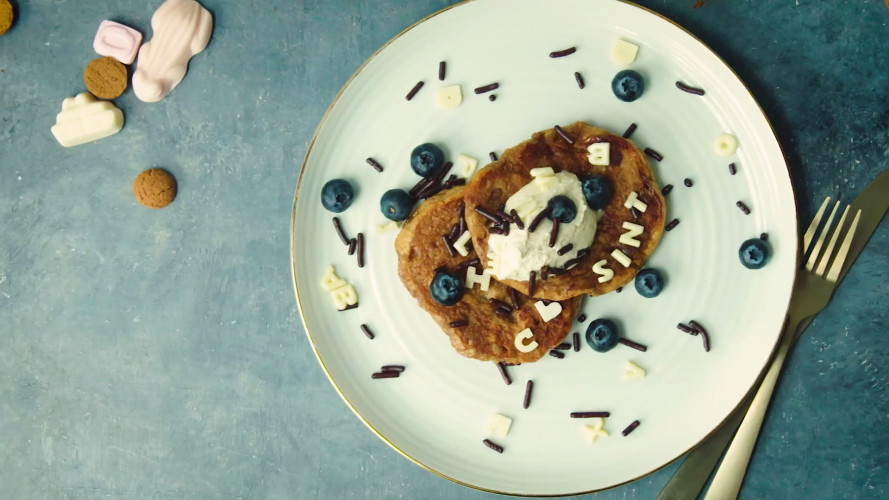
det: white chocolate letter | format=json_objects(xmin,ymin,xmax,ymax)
[
  {"xmin": 514, "ymin": 328, "xmax": 539, "ymax": 353},
  {"xmin": 587, "ymin": 142, "xmax": 610, "ymax": 166},
  {"xmin": 619, "ymin": 222, "xmax": 644, "ymax": 248},
  {"xmin": 592, "ymin": 259, "xmax": 614, "ymax": 283}
]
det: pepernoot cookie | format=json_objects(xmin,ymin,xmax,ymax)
[
  {"xmin": 133, "ymin": 168, "xmax": 177, "ymax": 209},
  {"xmin": 84, "ymin": 56, "xmax": 129, "ymax": 100},
  {"xmin": 0, "ymin": 0, "xmax": 13, "ymax": 36}
]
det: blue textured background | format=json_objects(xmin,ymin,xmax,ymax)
[{"xmin": 1, "ymin": 1, "xmax": 887, "ymax": 498}]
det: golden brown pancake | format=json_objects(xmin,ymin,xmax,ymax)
[
  {"xmin": 463, "ymin": 121, "xmax": 666, "ymax": 301},
  {"xmin": 395, "ymin": 186, "xmax": 581, "ymax": 363}
]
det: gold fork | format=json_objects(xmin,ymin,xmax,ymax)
[{"xmin": 701, "ymin": 197, "xmax": 861, "ymax": 500}]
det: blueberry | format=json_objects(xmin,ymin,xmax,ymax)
[
  {"xmin": 611, "ymin": 70, "xmax": 645, "ymax": 102},
  {"xmin": 739, "ymin": 238, "xmax": 770, "ymax": 269},
  {"xmin": 410, "ymin": 143, "xmax": 446, "ymax": 178},
  {"xmin": 634, "ymin": 268, "xmax": 664, "ymax": 298},
  {"xmin": 585, "ymin": 318, "xmax": 620, "ymax": 353},
  {"xmin": 321, "ymin": 179, "xmax": 355, "ymax": 213},
  {"xmin": 546, "ymin": 195, "xmax": 577, "ymax": 223},
  {"xmin": 580, "ymin": 175, "xmax": 613, "ymax": 210},
  {"xmin": 379, "ymin": 189, "xmax": 414, "ymax": 221},
  {"xmin": 430, "ymin": 271, "xmax": 464, "ymax": 306}
]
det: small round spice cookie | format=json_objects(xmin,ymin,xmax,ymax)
[
  {"xmin": 133, "ymin": 168, "xmax": 177, "ymax": 209},
  {"xmin": 0, "ymin": 0, "xmax": 14, "ymax": 36},
  {"xmin": 84, "ymin": 56, "xmax": 129, "ymax": 99}
]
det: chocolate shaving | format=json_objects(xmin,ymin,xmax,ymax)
[
  {"xmin": 523, "ymin": 380, "xmax": 533, "ymax": 409},
  {"xmin": 557, "ymin": 244, "xmax": 574, "ymax": 256},
  {"xmin": 496, "ymin": 362, "xmax": 512, "ymax": 385},
  {"xmin": 665, "ymin": 218, "xmax": 680, "ymax": 231},
  {"xmin": 553, "ymin": 125, "xmax": 574, "ymax": 145},
  {"xmin": 483, "ymin": 439, "xmax": 504, "ymax": 453},
  {"xmin": 332, "ymin": 217, "xmax": 349, "ymax": 245},
  {"xmin": 449, "ymin": 319, "xmax": 468, "ymax": 328},
  {"xmin": 675, "ymin": 81, "xmax": 705, "ymax": 95},
  {"xmin": 528, "ymin": 207, "xmax": 552, "ymax": 232},
  {"xmin": 438, "ymin": 60, "xmax": 446, "ymax": 81},
  {"xmin": 689, "ymin": 320, "xmax": 711, "ymax": 352},
  {"xmin": 549, "ymin": 47, "xmax": 577, "ymax": 58},
  {"xmin": 356, "ymin": 233, "xmax": 365, "ymax": 268},
  {"xmin": 360, "ymin": 324, "xmax": 375, "ymax": 340},
  {"xmin": 549, "ymin": 218, "xmax": 560, "ymax": 247},
  {"xmin": 622, "ymin": 123, "xmax": 637, "ymax": 139},
  {"xmin": 644, "ymin": 147, "xmax": 664, "ymax": 161},
  {"xmin": 366, "ymin": 157, "xmax": 384, "ymax": 172},
  {"xmin": 574, "ymin": 71, "xmax": 585, "ymax": 89},
  {"xmin": 622, "ymin": 420, "xmax": 640, "ymax": 436},
  {"xmin": 474, "ymin": 82, "xmax": 499, "ymax": 94},
  {"xmin": 618, "ymin": 337, "xmax": 648, "ymax": 352},
  {"xmin": 571, "ymin": 411, "xmax": 610, "ymax": 418},
  {"xmin": 405, "ymin": 80, "xmax": 424, "ymax": 101},
  {"xmin": 372, "ymin": 371, "xmax": 399, "ymax": 379},
  {"xmin": 736, "ymin": 201, "xmax": 751, "ymax": 215},
  {"xmin": 548, "ymin": 350, "xmax": 565, "ymax": 359}
]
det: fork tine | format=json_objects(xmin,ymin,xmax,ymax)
[
  {"xmin": 803, "ymin": 197, "xmax": 831, "ymax": 250},
  {"xmin": 806, "ymin": 200, "xmax": 840, "ymax": 272},
  {"xmin": 826, "ymin": 209, "xmax": 861, "ymax": 282},
  {"xmin": 815, "ymin": 204, "xmax": 850, "ymax": 276}
]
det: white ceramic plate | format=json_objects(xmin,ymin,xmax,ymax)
[{"xmin": 291, "ymin": 0, "xmax": 797, "ymax": 495}]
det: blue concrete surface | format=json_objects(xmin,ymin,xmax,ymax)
[{"xmin": 1, "ymin": 1, "xmax": 887, "ymax": 498}]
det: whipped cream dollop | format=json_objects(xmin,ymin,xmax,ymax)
[{"xmin": 487, "ymin": 170, "xmax": 599, "ymax": 281}]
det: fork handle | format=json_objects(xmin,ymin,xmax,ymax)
[{"xmin": 702, "ymin": 321, "xmax": 797, "ymax": 500}]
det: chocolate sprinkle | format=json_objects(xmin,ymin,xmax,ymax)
[
  {"xmin": 489, "ymin": 227, "xmax": 505, "ymax": 236},
  {"xmin": 549, "ymin": 219, "xmax": 560, "ymax": 248},
  {"xmin": 483, "ymin": 439, "xmax": 504, "ymax": 453},
  {"xmin": 665, "ymin": 219, "xmax": 680, "ymax": 231},
  {"xmin": 475, "ymin": 82, "xmax": 499, "ymax": 94},
  {"xmin": 455, "ymin": 258, "xmax": 480, "ymax": 271},
  {"xmin": 448, "ymin": 223, "xmax": 460, "ymax": 242},
  {"xmin": 474, "ymin": 206, "xmax": 503, "ymax": 224},
  {"xmin": 573, "ymin": 332, "xmax": 580, "ymax": 352},
  {"xmin": 528, "ymin": 207, "xmax": 552, "ymax": 232},
  {"xmin": 553, "ymin": 125, "xmax": 575, "ymax": 145},
  {"xmin": 689, "ymin": 320, "xmax": 711, "ymax": 352},
  {"xmin": 575, "ymin": 248, "xmax": 591, "ymax": 259},
  {"xmin": 622, "ymin": 420, "xmax": 641, "ymax": 436},
  {"xmin": 675, "ymin": 81, "xmax": 706, "ymax": 95},
  {"xmin": 366, "ymin": 157, "xmax": 384, "ymax": 172},
  {"xmin": 332, "ymin": 217, "xmax": 349, "ymax": 245},
  {"xmin": 360, "ymin": 324, "xmax": 375, "ymax": 340},
  {"xmin": 615, "ymin": 287, "xmax": 623, "ymax": 293},
  {"xmin": 348, "ymin": 238, "xmax": 356, "ymax": 256},
  {"xmin": 630, "ymin": 207, "xmax": 642, "ymax": 220},
  {"xmin": 618, "ymin": 337, "xmax": 648, "ymax": 352},
  {"xmin": 578, "ymin": 314, "xmax": 587, "ymax": 322},
  {"xmin": 523, "ymin": 380, "xmax": 534, "ymax": 409},
  {"xmin": 509, "ymin": 288, "xmax": 520, "ymax": 310},
  {"xmin": 571, "ymin": 411, "xmax": 611, "ymax": 418},
  {"xmin": 644, "ymin": 147, "xmax": 664, "ymax": 161},
  {"xmin": 510, "ymin": 209, "xmax": 525, "ymax": 229},
  {"xmin": 372, "ymin": 371, "xmax": 399, "ymax": 379},
  {"xmin": 760, "ymin": 232, "xmax": 769, "ymax": 241},
  {"xmin": 410, "ymin": 177, "xmax": 435, "ymax": 198},
  {"xmin": 677, "ymin": 323, "xmax": 698, "ymax": 335},
  {"xmin": 557, "ymin": 244, "xmax": 574, "ymax": 256},
  {"xmin": 555, "ymin": 343, "xmax": 572, "ymax": 351},
  {"xmin": 622, "ymin": 123, "xmax": 637, "ymax": 139},
  {"xmin": 662, "ymin": 184, "xmax": 674, "ymax": 195},
  {"xmin": 381, "ymin": 365, "xmax": 405, "ymax": 373},
  {"xmin": 441, "ymin": 234, "xmax": 457, "ymax": 257},
  {"xmin": 574, "ymin": 71, "xmax": 585, "ymax": 89},
  {"xmin": 490, "ymin": 298, "xmax": 513, "ymax": 311},
  {"xmin": 529, "ymin": 271, "xmax": 537, "ymax": 297},
  {"xmin": 495, "ymin": 210, "xmax": 514, "ymax": 222},
  {"xmin": 434, "ymin": 161, "xmax": 454, "ymax": 185},
  {"xmin": 357, "ymin": 233, "xmax": 365, "ymax": 268},
  {"xmin": 541, "ymin": 266, "xmax": 549, "ymax": 280},
  {"xmin": 684, "ymin": 178, "xmax": 693, "ymax": 187},
  {"xmin": 438, "ymin": 60, "xmax": 446, "ymax": 81},
  {"xmin": 497, "ymin": 362, "xmax": 512, "ymax": 385},
  {"xmin": 549, "ymin": 47, "xmax": 577, "ymax": 58},
  {"xmin": 729, "ymin": 162, "xmax": 738, "ymax": 175},
  {"xmin": 449, "ymin": 319, "xmax": 468, "ymax": 328},
  {"xmin": 405, "ymin": 80, "xmax": 424, "ymax": 101},
  {"xmin": 445, "ymin": 177, "xmax": 466, "ymax": 188},
  {"xmin": 495, "ymin": 307, "xmax": 512, "ymax": 318},
  {"xmin": 488, "ymin": 94, "xmax": 496, "ymax": 102},
  {"xmin": 736, "ymin": 201, "xmax": 751, "ymax": 215},
  {"xmin": 549, "ymin": 350, "xmax": 565, "ymax": 359}
]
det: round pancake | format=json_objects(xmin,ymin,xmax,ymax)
[
  {"xmin": 395, "ymin": 186, "xmax": 581, "ymax": 364},
  {"xmin": 463, "ymin": 121, "xmax": 666, "ymax": 301}
]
